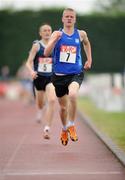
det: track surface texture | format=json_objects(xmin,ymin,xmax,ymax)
[{"xmin": 0, "ymin": 99, "xmax": 125, "ymax": 180}]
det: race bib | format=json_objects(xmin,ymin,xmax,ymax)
[
  {"xmin": 59, "ymin": 45, "xmax": 77, "ymax": 64},
  {"xmin": 38, "ymin": 57, "xmax": 52, "ymax": 73}
]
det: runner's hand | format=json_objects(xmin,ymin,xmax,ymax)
[
  {"xmin": 31, "ymin": 71, "xmax": 38, "ymax": 79},
  {"xmin": 56, "ymin": 31, "xmax": 63, "ymax": 40},
  {"xmin": 84, "ymin": 60, "xmax": 92, "ymax": 70},
  {"xmin": 52, "ymin": 31, "xmax": 63, "ymax": 42}
]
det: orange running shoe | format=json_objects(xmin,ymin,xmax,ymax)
[
  {"xmin": 60, "ymin": 130, "xmax": 68, "ymax": 146},
  {"xmin": 68, "ymin": 125, "xmax": 78, "ymax": 141}
]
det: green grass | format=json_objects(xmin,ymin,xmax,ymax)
[{"xmin": 77, "ymin": 96, "xmax": 125, "ymax": 152}]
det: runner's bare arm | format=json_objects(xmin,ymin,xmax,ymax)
[
  {"xmin": 79, "ymin": 30, "xmax": 92, "ymax": 70},
  {"xmin": 26, "ymin": 43, "xmax": 39, "ymax": 79},
  {"xmin": 44, "ymin": 31, "xmax": 62, "ymax": 56}
]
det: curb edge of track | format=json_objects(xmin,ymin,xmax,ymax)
[{"xmin": 78, "ymin": 110, "xmax": 125, "ymax": 167}]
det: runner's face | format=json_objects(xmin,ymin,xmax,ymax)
[
  {"xmin": 39, "ymin": 25, "xmax": 52, "ymax": 40},
  {"xmin": 62, "ymin": 10, "xmax": 76, "ymax": 27}
]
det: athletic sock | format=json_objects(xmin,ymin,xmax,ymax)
[
  {"xmin": 44, "ymin": 126, "xmax": 50, "ymax": 132},
  {"xmin": 67, "ymin": 121, "xmax": 75, "ymax": 127},
  {"xmin": 62, "ymin": 125, "xmax": 67, "ymax": 131}
]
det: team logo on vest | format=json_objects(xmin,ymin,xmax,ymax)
[{"xmin": 75, "ymin": 38, "xmax": 79, "ymax": 43}]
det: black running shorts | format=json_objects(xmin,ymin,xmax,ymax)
[
  {"xmin": 52, "ymin": 72, "xmax": 84, "ymax": 97},
  {"xmin": 33, "ymin": 75, "xmax": 52, "ymax": 91}
]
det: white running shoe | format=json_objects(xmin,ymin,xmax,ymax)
[{"xmin": 43, "ymin": 126, "xmax": 50, "ymax": 139}]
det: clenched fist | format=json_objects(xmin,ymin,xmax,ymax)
[{"xmin": 52, "ymin": 31, "xmax": 63, "ymax": 42}]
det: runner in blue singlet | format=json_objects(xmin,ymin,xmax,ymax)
[{"xmin": 44, "ymin": 8, "xmax": 92, "ymax": 146}]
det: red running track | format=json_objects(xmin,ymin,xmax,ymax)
[{"xmin": 0, "ymin": 99, "xmax": 125, "ymax": 180}]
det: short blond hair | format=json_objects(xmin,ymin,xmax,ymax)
[{"xmin": 62, "ymin": 8, "xmax": 76, "ymax": 16}]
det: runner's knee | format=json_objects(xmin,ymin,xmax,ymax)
[
  {"xmin": 68, "ymin": 91, "xmax": 77, "ymax": 102},
  {"xmin": 48, "ymin": 95, "xmax": 56, "ymax": 105}
]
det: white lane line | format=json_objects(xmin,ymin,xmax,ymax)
[
  {"xmin": 3, "ymin": 135, "xmax": 27, "ymax": 171},
  {"xmin": 1, "ymin": 170, "xmax": 123, "ymax": 176}
]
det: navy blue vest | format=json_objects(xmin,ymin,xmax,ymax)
[{"xmin": 33, "ymin": 41, "xmax": 53, "ymax": 76}]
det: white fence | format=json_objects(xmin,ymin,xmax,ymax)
[{"xmin": 79, "ymin": 73, "xmax": 125, "ymax": 112}]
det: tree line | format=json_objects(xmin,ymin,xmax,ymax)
[{"xmin": 0, "ymin": 9, "xmax": 125, "ymax": 75}]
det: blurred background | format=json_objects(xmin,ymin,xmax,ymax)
[
  {"xmin": 0, "ymin": 0, "xmax": 125, "ymax": 112},
  {"xmin": 0, "ymin": 0, "xmax": 125, "ymax": 154}
]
